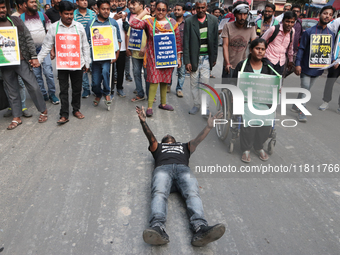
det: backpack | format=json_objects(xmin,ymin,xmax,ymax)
[
  {"xmin": 20, "ymin": 11, "xmax": 46, "ymax": 31},
  {"xmin": 266, "ymin": 24, "xmax": 293, "ymax": 49}
]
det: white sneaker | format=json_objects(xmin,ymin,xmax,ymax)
[{"xmin": 318, "ymin": 101, "xmax": 329, "ymax": 111}]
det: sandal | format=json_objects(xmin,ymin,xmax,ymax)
[
  {"xmin": 131, "ymin": 96, "xmax": 145, "ymax": 102},
  {"xmin": 57, "ymin": 117, "xmax": 69, "ymax": 125},
  {"xmin": 73, "ymin": 111, "xmax": 85, "ymax": 119},
  {"xmin": 38, "ymin": 113, "xmax": 48, "ymax": 123},
  {"xmin": 158, "ymin": 104, "xmax": 174, "ymax": 111},
  {"xmin": 146, "ymin": 108, "xmax": 153, "ymax": 117},
  {"xmin": 93, "ymin": 97, "xmax": 100, "ymax": 107},
  {"xmin": 255, "ymin": 149, "xmax": 269, "ymax": 161},
  {"xmin": 7, "ymin": 120, "xmax": 22, "ymax": 130},
  {"xmin": 241, "ymin": 151, "xmax": 251, "ymax": 163}
]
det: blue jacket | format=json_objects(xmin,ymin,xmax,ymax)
[{"xmin": 296, "ymin": 24, "xmax": 335, "ymax": 77}]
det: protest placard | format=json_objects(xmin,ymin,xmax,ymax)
[
  {"xmin": 0, "ymin": 27, "xmax": 20, "ymax": 67},
  {"xmin": 128, "ymin": 28, "xmax": 143, "ymax": 51},
  {"xmin": 154, "ymin": 32, "xmax": 177, "ymax": 69},
  {"xmin": 55, "ymin": 33, "xmax": 81, "ymax": 70},
  {"xmin": 91, "ymin": 26, "xmax": 115, "ymax": 61},
  {"xmin": 309, "ymin": 34, "xmax": 333, "ymax": 68},
  {"xmin": 237, "ymin": 72, "xmax": 281, "ymax": 104}
]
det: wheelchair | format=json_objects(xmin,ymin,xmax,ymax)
[{"xmin": 215, "ymin": 88, "xmax": 277, "ymax": 154}]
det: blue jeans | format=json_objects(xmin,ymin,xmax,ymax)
[
  {"xmin": 92, "ymin": 60, "xmax": 111, "ymax": 97},
  {"xmin": 33, "ymin": 51, "xmax": 56, "ymax": 96},
  {"xmin": 190, "ymin": 55, "xmax": 210, "ymax": 108},
  {"xmin": 176, "ymin": 56, "xmax": 185, "ymax": 91},
  {"xmin": 292, "ymin": 73, "xmax": 318, "ymax": 110},
  {"xmin": 150, "ymin": 164, "xmax": 208, "ymax": 232},
  {"xmin": 132, "ymin": 57, "xmax": 149, "ymax": 98}
]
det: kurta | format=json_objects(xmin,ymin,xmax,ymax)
[{"xmin": 130, "ymin": 17, "xmax": 182, "ymax": 84}]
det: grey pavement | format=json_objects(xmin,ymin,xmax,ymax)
[{"xmin": 1, "ymin": 47, "xmax": 340, "ymax": 255}]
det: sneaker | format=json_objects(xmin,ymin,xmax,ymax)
[
  {"xmin": 43, "ymin": 94, "xmax": 49, "ymax": 101},
  {"xmin": 290, "ymin": 107, "xmax": 299, "ymax": 113},
  {"xmin": 176, "ymin": 90, "xmax": 183, "ymax": 98},
  {"xmin": 318, "ymin": 101, "xmax": 329, "ymax": 111},
  {"xmin": 143, "ymin": 226, "xmax": 169, "ymax": 245},
  {"xmin": 189, "ymin": 106, "xmax": 200, "ymax": 115},
  {"xmin": 146, "ymin": 108, "xmax": 153, "ymax": 117},
  {"xmin": 191, "ymin": 224, "xmax": 226, "ymax": 247},
  {"xmin": 3, "ymin": 108, "xmax": 12, "ymax": 117},
  {"xmin": 158, "ymin": 104, "xmax": 174, "ymax": 111},
  {"xmin": 82, "ymin": 89, "xmax": 90, "ymax": 98},
  {"xmin": 117, "ymin": 89, "xmax": 126, "ymax": 98},
  {"xmin": 125, "ymin": 75, "xmax": 133, "ymax": 82},
  {"xmin": 49, "ymin": 94, "xmax": 60, "ymax": 105},
  {"xmin": 167, "ymin": 85, "xmax": 170, "ymax": 93},
  {"xmin": 297, "ymin": 111, "xmax": 307, "ymax": 123},
  {"xmin": 22, "ymin": 108, "xmax": 32, "ymax": 118}
]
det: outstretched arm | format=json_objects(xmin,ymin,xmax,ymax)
[
  {"xmin": 136, "ymin": 106, "xmax": 158, "ymax": 152},
  {"xmin": 188, "ymin": 111, "xmax": 223, "ymax": 153}
]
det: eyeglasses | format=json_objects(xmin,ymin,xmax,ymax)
[{"xmin": 157, "ymin": 8, "xmax": 167, "ymax": 12}]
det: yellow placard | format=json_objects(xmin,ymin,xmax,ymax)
[
  {"xmin": 0, "ymin": 27, "xmax": 20, "ymax": 66},
  {"xmin": 91, "ymin": 26, "xmax": 115, "ymax": 61}
]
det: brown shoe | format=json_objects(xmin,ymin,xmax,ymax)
[
  {"xmin": 73, "ymin": 111, "xmax": 85, "ymax": 119},
  {"xmin": 176, "ymin": 90, "xmax": 183, "ymax": 97}
]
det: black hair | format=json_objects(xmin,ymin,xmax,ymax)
[
  {"xmin": 0, "ymin": 0, "xmax": 5, "ymax": 4},
  {"xmin": 155, "ymin": 0, "xmax": 168, "ymax": 10},
  {"xmin": 265, "ymin": 3, "xmax": 275, "ymax": 12},
  {"xmin": 257, "ymin": 9, "xmax": 261, "ymax": 14},
  {"xmin": 150, "ymin": 0, "xmax": 156, "ymax": 3},
  {"xmin": 249, "ymin": 38, "xmax": 267, "ymax": 50},
  {"xmin": 88, "ymin": 0, "xmax": 97, "ymax": 9},
  {"xmin": 97, "ymin": 0, "xmax": 110, "ymax": 8},
  {"xmin": 175, "ymin": 3, "xmax": 185, "ymax": 11},
  {"xmin": 291, "ymin": 4, "xmax": 301, "ymax": 12},
  {"xmin": 59, "ymin": 1, "xmax": 75, "ymax": 13},
  {"xmin": 212, "ymin": 7, "xmax": 220, "ymax": 13},
  {"xmin": 320, "ymin": 5, "xmax": 336, "ymax": 16},
  {"xmin": 282, "ymin": 11, "xmax": 297, "ymax": 21},
  {"xmin": 161, "ymin": 135, "xmax": 176, "ymax": 143},
  {"xmin": 93, "ymin": 28, "xmax": 99, "ymax": 33},
  {"xmin": 15, "ymin": 0, "xmax": 25, "ymax": 8},
  {"xmin": 130, "ymin": 0, "xmax": 145, "ymax": 7},
  {"xmin": 232, "ymin": 1, "xmax": 249, "ymax": 14},
  {"xmin": 228, "ymin": 6, "xmax": 232, "ymax": 12}
]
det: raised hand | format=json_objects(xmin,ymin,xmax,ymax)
[{"xmin": 136, "ymin": 106, "xmax": 146, "ymax": 122}]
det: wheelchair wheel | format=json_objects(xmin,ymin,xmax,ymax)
[
  {"xmin": 216, "ymin": 90, "xmax": 231, "ymax": 141},
  {"xmin": 229, "ymin": 141, "xmax": 234, "ymax": 153},
  {"xmin": 268, "ymin": 139, "xmax": 276, "ymax": 155}
]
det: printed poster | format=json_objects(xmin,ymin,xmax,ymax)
[
  {"xmin": 0, "ymin": 27, "xmax": 20, "ymax": 66},
  {"xmin": 154, "ymin": 32, "xmax": 177, "ymax": 69},
  {"xmin": 55, "ymin": 33, "xmax": 81, "ymax": 70},
  {"xmin": 309, "ymin": 34, "xmax": 333, "ymax": 68},
  {"xmin": 237, "ymin": 72, "xmax": 281, "ymax": 104},
  {"xmin": 128, "ymin": 28, "xmax": 143, "ymax": 51},
  {"xmin": 91, "ymin": 26, "xmax": 115, "ymax": 61}
]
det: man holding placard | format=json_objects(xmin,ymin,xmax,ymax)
[
  {"xmin": 0, "ymin": 0, "xmax": 48, "ymax": 130},
  {"xmin": 319, "ymin": 17, "xmax": 340, "ymax": 113},
  {"xmin": 38, "ymin": 1, "xmax": 91, "ymax": 125},
  {"xmin": 86, "ymin": 0, "xmax": 121, "ymax": 109},
  {"xmin": 293, "ymin": 6, "xmax": 337, "ymax": 123},
  {"xmin": 127, "ymin": 0, "xmax": 150, "ymax": 102}
]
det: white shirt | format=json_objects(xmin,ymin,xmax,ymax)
[{"xmin": 110, "ymin": 12, "xmax": 126, "ymax": 51}]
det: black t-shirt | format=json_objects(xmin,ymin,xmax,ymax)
[
  {"xmin": 150, "ymin": 142, "xmax": 190, "ymax": 168},
  {"xmin": 45, "ymin": 7, "xmax": 60, "ymax": 23}
]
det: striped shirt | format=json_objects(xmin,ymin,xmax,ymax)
[
  {"xmin": 199, "ymin": 18, "xmax": 208, "ymax": 55},
  {"xmin": 74, "ymin": 9, "xmax": 95, "ymax": 29}
]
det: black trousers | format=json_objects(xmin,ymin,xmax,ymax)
[
  {"xmin": 240, "ymin": 125, "xmax": 272, "ymax": 152},
  {"xmin": 322, "ymin": 65, "xmax": 340, "ymax": 106},
  {"xmin": 112, "ymin": 51, "xmax": 126, "ymax": 91},
  {"xmin": 58, "ymin": 70, "xmax": 83, "ymax": 118}
]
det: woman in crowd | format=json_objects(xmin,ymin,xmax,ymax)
[
  {"xmin": 232, "ymin": 38, "xmax": 279, "ymax": 163},
  {"xmin": 130, "ymin": 0, "xmax": 182, "ymax": 117}
]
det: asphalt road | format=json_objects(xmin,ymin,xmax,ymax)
[{"xmin": 1, "ymin": 47, "xmax": 340, "ymax": 255}]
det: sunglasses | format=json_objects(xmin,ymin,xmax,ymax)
[{"xmin": 157, "ymin": 8, "xmax": 167, "ymax": 12}]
